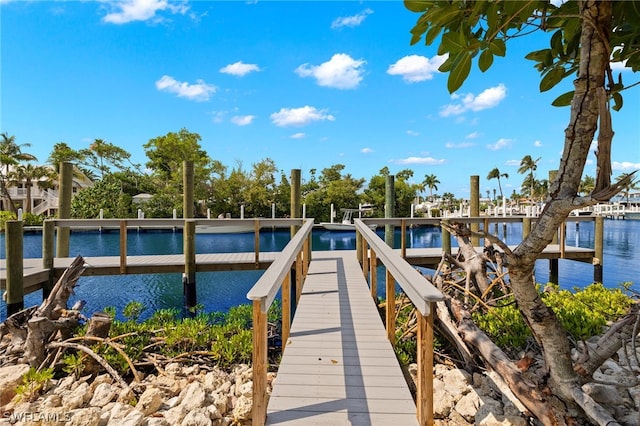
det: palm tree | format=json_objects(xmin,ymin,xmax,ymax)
[
  {"xmin": 615, "ymin": 173, "xmax": 639, "ymax": 205},
  {"xmin": 486, "ymin": 167, "xmax": 509, "ymax": 200},
  {"xmin": 517, "ymin": 155, "xmax": 540, "ymax": 201},
  {"xmin": 422, "ymin": 174, "xmax": 440, "ymax": 200},
  {"xmin": 9, "ymin": 163, "xmax": 55, "ymax": 213},
  {"xmin": 0, "ymin": 133, "xmax": 37, "ymax": 213}
]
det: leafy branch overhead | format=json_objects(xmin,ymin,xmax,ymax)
[{"xmin": 406, "ymin": 0, "xmax": 639, "ymax": 109}]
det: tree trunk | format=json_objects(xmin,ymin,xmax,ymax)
[{"xmin": 508, "ymin": 0, "xmax": 612, "ymax": 406}]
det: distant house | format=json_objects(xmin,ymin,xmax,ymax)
[{"xmin": 2, "ymin": 165, "xmax": 93, "ymax": 216}]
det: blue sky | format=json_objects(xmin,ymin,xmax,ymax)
[{"xmin": 1, "ymin": 0, "xmax": 638, "ymax": 199}]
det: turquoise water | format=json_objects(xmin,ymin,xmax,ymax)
[{"xmin": 2, "ymin": 220, "xmax": 638, "ymax": 320}]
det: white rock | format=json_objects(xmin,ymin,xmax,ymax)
[
  {"xmin": 112, "ymin": 409, "xmax": 145, "ymax": 426},
  {"xmin": 40, "ymin": 393, "xmax": 62, "ymax": 408},
  {"xmin": 146, "ymin": 418, "xmax": 171, "ymax": 426},
  {"xmin": 109, "ymin": 401, "xmax": 135, "ymax": 421},
  {"xmin": 136, "ymin": 387, "xmax": 164, "ymax": 416},
  {"xmin": 181, "ymin": 409, "xmax": 213, "ymax": 426},
  {"xmin": 164, "ymin": 405, "xmax": 188, "ymax": 425},
  {"xmin": 178, "ymin": 382, "xmax": 207, "ymax": 411},
  {"xmin": 62, "ymin": 381, "xmax": 91, "ymax": 410},
  {"xmin": 476, "ymin": 412, "xmax": 529, "ymax": 426},
  {"xmin": 232, "ymin": 395, "xmax": 252, "ymax": 421},
  {"xmin": 238, "ymin": 381, "xmax": 252, "ymax": 398},
  {"xmin": 212, "ymin": 392, "xmax": 229, "ymax": 415},
  {"xmin": 442, "ymin": 368, "xmax": 472, "ymax": 398},
  {"xmin": 0, "ymin": 364, "xmax": 30, "ymax": 408},
  {"xmin": 433, "ymin": 379, "xmax": 455, "ymax": 419},
  {"xmin": 89, "ymin": 382, "xmax": 117, "ymax": 407},
  {"xmin": 66, "ymin": 407, "xmax": 102, "ymax": 426},
  {"xmin": 454, "ymin": 391, "xmax": 481, "ymax": 422}
]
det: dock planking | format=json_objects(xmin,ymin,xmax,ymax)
[
  {"xmin": 0, "ymin": 245, "xmax": 594, "ymax": 295},
  {"xmin": 266, "ymin": 251, "xmax": 419, "ymax": 426}
]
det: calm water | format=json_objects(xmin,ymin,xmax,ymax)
[{"xmin": 1, "ymin": 219, "xmax": 638, "ymax": 321}]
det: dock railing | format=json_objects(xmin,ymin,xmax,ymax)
[
  {"xmin": 354, "ymin": 219, "xmax": 445, "ymax": 425},
  {"xmin": 246, "ymin": 218, "xmax": 314, "ymax": 425}
]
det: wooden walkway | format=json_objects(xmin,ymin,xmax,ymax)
[{"xmin": 266, "ymin": 251, "xmax": 418, "ymax": 425}]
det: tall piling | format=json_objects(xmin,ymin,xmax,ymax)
[
  {"xmin": 56, "ymin": 161, "xmax": 73, "ymax": 258},
  {"xmin": 385, "ymin": 175, "xmax": 395, "ymax": 248},
  {"xmin": 470, "ymin": 175, "xmax": 480, "ymax": 246},
  {"xmin": 5, "ymin": 220, "xmax": 24, "ymax": 315},
  {"xmin": 182, "ymin": 162, "xmax": 197, "ymax": 313}
]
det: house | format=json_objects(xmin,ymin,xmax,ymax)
[{"xmin": 1, "ymin": 165, "xmax": 93, "ymax": 216}]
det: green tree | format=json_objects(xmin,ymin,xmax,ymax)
[
  {"xmin": 70, "ymin": 177, "xmax": 132, "ymax": 218},
  {"xmin": 84, "ymin": 139, "xmax": 134, "ymax": 179},
  {"xmin": 407, "ymin": 1, "xmax": 639, "ymax": 422},
  {"xmin": 46, "ymin": 142, "xmax": 89, "ymax": 175},
  {"xmin": 363, "ymin": 167, "xmax": 421, "ymax": 217},
  {"xmin": 244, "ymin": 158, "xmax": 278, "ymax": 217},
  {"xmin": 0, "ymin": 133, "xmax": 37, "ymax": 213},
  {"xmin": 517, "ymin": 155, "xmax": 540, "ymax": 201},
  {"xmin": 487, "ymin": 167, "xmax": 509, "ymax": 200},
  {"xmin": 579, "ymin": 175, "xmax": 595, "ymax": 195},
  {"xmin": 303, "ymin": 164, "xmax": 365, "ymax": 222},
  {"xmin": 615, "ymin": 172, "xmax": 639, "ymax": 204},
  {"xmin": 421, "ymin": 173, "xmax": 440, "ymax": 200}
]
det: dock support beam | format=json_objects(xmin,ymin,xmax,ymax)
[
  {"xmin": 56, "ymin": 161, "xmax": 73, "ymax": 258},
  {"xmin": 183, "ymin": 220, "xmax": 197, "ymax": 313},
  {"xmin": 5, "ymin": 220, "xmax": 24, "ymax": 316},
  {"xmin": 42, "ymin": 220, "xmax": 55, "ymax": 297},
  {"xmin": 470, "ymin": 175, "xmax": 480, "ymax": 247},
  {"xmin": 594, "ymin": 216, "xmax": 604, "ymax": 283},
  {"xmin": 385, "ymin": 175, "xmax": 395, "ymax": 248}
]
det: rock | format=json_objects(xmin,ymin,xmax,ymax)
[
  {"xmin": 136, "ymin": 387, "xmax": 164, "ymax": 416},
  {"xmin": 89, "ymin": 382, "xmax": 117, "ymax": 407},
  {"xmin": 454, "ymin": 391, "xmax": 481, "ymax": 423},
  {"xmin": 232, "ymin": 395, "xmax": 253, "ymax": 421},
  {"xmin": 40, "ymin": 393, "xmax": 62, "ymax": 408},
  {"xmin": 146, "ymin": 418, "xmax": 171, "ymax": 426},
  {"xmin": 0, "ymin": 364, "xmax": 30, "ymax": 408},
  {"xmin": 582, "ymin": 383, "xmax": 623, "ymax": 406},
  {"xmin": 477, "ymin": 412, "xmax": 529, "ymax": 426},
  {"xmin": 181, "ymin": 408, "xmax": 212, "ymax": 426},
  {"xmin": 433, "ymin": 379, "xmax": 456, "ymax": 419},
  {"xmin": 238, "ymin": 381, "xmax": 252, "ymax": 398},
  {"xmin": 178, "ymin": 382, "xmax": 207, "ymax": 411},
  {"xmin": 62, "ymin": 381, "xmax": 91, "ymax": 410},
  {"xmin": 67, "ymin": 407, "xmax": 102, "ymax": 426},
  {"xmin": 114, "ymin": 409, "xmax": 145, "ymax": 426},
  {"xmin": 164, "ymin": 405, "xmax": 189, "ymax": 424},
  {"xmin": 442, "ymin": 368, "xmax": 472, "ymax": 397}
]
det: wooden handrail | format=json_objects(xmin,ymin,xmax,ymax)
[
  {"xmin": 246, "ymin": 219, "xmax": 314, "ymax": 425},
  {"xmin": 355, "ymin": 219, "xmax": 444, "ymax": 426}
]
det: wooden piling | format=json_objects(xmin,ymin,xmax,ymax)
[
  {"xmin": 385, "ymin": 175, "xmax": 395, "ymax": 248},
  {"xmin": 594, "ymin": 216, "xmax": 604, "ymax": 283},
  {"xmin": 290, "ymin": 169, "xmax": 301, "ymax": 238},
  {"xmin": 183, "ymin": 161, "xmax": 194, "ymax": 219},
  {"xmin": 42, "ymin": 220, "xmax": 55, "ymax": 297},
  {"xmin": 183, "ymin": 220, "xmax": 197, "ymax": 311},
  {"xmin": 56, "ymin": 162, "xmax": 73, "ymax": 258},
  {"xmin": 441, "ymin": 219, "xmax": 451, "ymax": 255},
  {"xmin": 5, "ymin": 220, "xmax": 24, "ymax": 315},
  {"xmin": 385, "ymin": 269, "xmax": 396, "ymax": 345},
  {"xmin": 470, "ymin": 175, "xmax": 480, "ymax": 247},
  {"xmin": 252, "ymin": 300, "xmax": 268, "ymax": 425}
]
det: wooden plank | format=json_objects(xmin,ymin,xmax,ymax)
[{"xmin": 267, "ymin": 251, "xmax": 418, "ymax": 425}]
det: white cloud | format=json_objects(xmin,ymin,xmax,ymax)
[
  {"xmin": 440, "ymin": 83, "xmax": 507, "ymax": 116},
  {"xmin": 101, "ymin": 0, "xmax": 189, "ymax": 24},
  {"xmin": 505, "ymin": 159, "xmax": 520, "ymax": 166},
  {"xmin": 270, "ymin": 106, "xmax": 335, "ymax": 127},
  {"xmin": 231, "ymin": 115, "xmax": 255, "ymax": 126},
  {"xmin": 466, "ymin": 132, "xmax": 481, "ymax": 139},
  {"xmin": 445, "ymin": 142, "xmax": 475, "ymax": 148},
  {"xmin": 534, "ymin": 140, "xmax": 543, "ymax": 147},
  {"xmin": 331, "ymin": 8, "xmax": 373, "ymax": 29},
  {"xmin": 613, "ymin": 161, "xmax": 640, "ymax": 171},
  {"xmin": 361, "ymin": 147, "xmax": 373, "ymax": 153},
  {"xmin": 220, "ymin": 61, "xmax": 262, "ymax": 77},
  {"xmin": 291, "ymin": 132, "xmax": 306, "ymax": 139},
  {"xmin": 393, "ymin": 156, "xmax": 446, "ymax": 165},
  {"xmin": 487, "ymin": 138, "xmax": 512, "ymax": 151},
  {"xmin": 295, "ymin": 53, "xmax": 365, "ymax": 89},
  {"xmin": 387, "ymin": 55, "xmax": 446, "ymax": 83},
  {"xmin": 155, "ymin": 75, "xmax": 216, "ymax": 101},
  {"xmin": 406, "ymin": 130, "xmax": 420, "ymax": 136}
]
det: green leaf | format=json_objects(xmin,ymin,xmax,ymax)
[
  {"xmin": 550, "ymin": 29, "xmax": 564, "ymax": 56},
  {"xmin": 404, "ymin": 0, "xmax": 431, "ymax": 13},
  {"xmin": 448, "ymin": 52, "xmax": 472, "ymax": 93},
  {"xmin": 551, "ymin": 91, "xmax": 574, "ymax": 107},
  {"xmin": 478, "ymin": 49, "xmax": 494, "ymax": 72},
  {"xmin": 612, "ymin": 92, "xmax": 623, "ymax": 111},
  {"xmin": 525, "ymin": 49, "xmax": 550, "ymax": 63},
  {"xmin": 489, "ymin": 39, "xmax": 506, "ymax": 57},
  {"xmin": 425, "ymin": 24, "xmax": 443, "ymax": 46},
  {"xmin": 441, "ymin": 31, "xmax": 466, "ymax": 53},
  {"xmin": 540, "ymin": 66, "xmax": 564, "ymax": 92}
]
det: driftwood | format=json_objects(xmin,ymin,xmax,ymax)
[{"xmin": 1, "ymin": 255, "xmax": 86, "ymax": 367}]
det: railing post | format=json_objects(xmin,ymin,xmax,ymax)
[
  {"xmin": 254, "ymin": 219, "xmax": 261, "ymax": 267},
  {"xmin": 303, "ymin": 233, "xmax": 310, "ymax": 277},
  {"xmin": 295, "ymin": 252, "xmax": 303, "ymax": 304},
  {"xmin": 282, "ymin": 271, "xmax": 291, "ymax": 349},
  {"xmin": 594, "ymin": 216, "xmax": 604, "ymax": 283},
  {"xmin": 362, "ymin": 241, "xmax": 369, "ymax": 279},
  {"xmin": 183, "ymin": 220, "xmax": 197, "ymax": 313},
  {"xmin": 119, "ymin": 220, "xmax": 128, "ymax": 274},
  {"xmin": 416, "ymin": 304, "xmax": 435, "ymax": 426},
  {"xmin": 386, "ymin": 270, "xmax": 396, "ymax": 345},
  {"xmin": 42, "ymin": 220, "xmax": 55, "ymax": 297},
  {"xmin": 369, "ymin": 248, "xmax": 377, "ymax": 300},
  {"xmin": 5, "ymin": 220, "xmax": 24, "ymax": 316},
  {"xmin": 252, "ymin": 300, "xmax": 268, "ymax": 426},
  {"xmin": 356, "ymin": 230, "xmax": 363, "ymax": 264}
]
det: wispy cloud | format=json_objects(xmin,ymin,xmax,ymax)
[
  {"xmin": 291, "ymin": 132, "xmax": 306, "ymax": 139},
  {"xmin": 440, "ymin": 83, "xmax": 507, "ymax": 116},
  {"xmin": 406, "ymin": 130, "xmax": 420, "ymax": 136},
  {"xmin": 270, "ymin": 106, "xmax": 335, "ymax": 127},
  {"xmin": 466, "ymin": 132, "xmax": 481, "ymax": 139},
  {"xmin": 613, "ymin": 161, "xmax": 640, "ymax": 171},
  {"xmin": 486, "ymin": 138, "xmax": 512, "ymax": 151},
  {"xmin": 331, "ymin": 8, "xmax": 373, "ymax": 29},
  {"xmin": 505, "ymin": 159, "xmax": 520, "ymax": 166},
  {"xmin": 295, "ymin": 53, "xmax": 365, "ymax": 89},
  {"xmin": 220, "ymin": 61, "xmax": 262, "ymax": 77},
  {"xmin": 155, "ymin": 75, "xmax": 216, "ymax": 101},
  {"xmin": 101, "ymin": 0, "xmax": 189, "ymax": 24},
  {"xmin": 445, "ymin": 142, "xmax": 475, "ymax": 149},
  {"xmin": 392, "ymin": 156, "xmax": 446, "ymax": 165},
  {"xmin": 230, "ymin": 115, "xmax": 255, "ymax": 126},
  {"xmin": 361, "ymin": 147, "xmax": 373, "ymax": 153},
  {"xmin": 534, "ymin": 140, "xmax": 543, "ymax": 147},
  {"xmin": 387, "ymin": 55, "xmax": 446, "ymax": 83}
]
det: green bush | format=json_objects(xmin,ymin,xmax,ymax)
[
  {"xmin": 22, "ymin": 212, "xmax": 44, "ymax": 226},
  {"xmin": 0, "ymin": 211, "xmax": 17, "ymax": 230}
]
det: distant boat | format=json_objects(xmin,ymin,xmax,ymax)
[
  {"xmin": 196, "ymin": 224, "xmax": 255, "ymax": 234},
  {"xmin": 320, "ymin": 208, "xmax": 377, "ymax": 231},
  {"xmin": 624, "ymin": 212, "xmax": 640, "ymax": 220}
]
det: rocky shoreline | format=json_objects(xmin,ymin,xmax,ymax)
[{"xmin": 1, "ymin": 343, "xmax": 639, "ymax": 426}]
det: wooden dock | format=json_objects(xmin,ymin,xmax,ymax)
[
  {"xmin": 0, "ymin": 244, "xmax": 595, "ymax": 294},
  {"xmin": 266, "ymin": 250, "xmax": 419, "ymax": 425}
]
